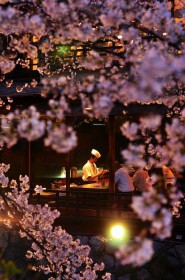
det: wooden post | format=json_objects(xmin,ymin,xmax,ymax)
[
  {"xmin": 21, "ymin": 139, "xmax": 29, "ymax": 176},
  {"xmin": 28, "ymin": 141, "xmax": 31, "ymax": 180},
  {"xmin": 170, "ymin": 0, "xmax": 175, "ymax": 18},
  {"xmin": 66, "ymin": 151, "xmax": 70, "ymax": 192},
  {"xmin": 65, "ymin": 117, "xmax": 70, "ymax": 192},
  {"xmin": 108, "ymin": 115, "xmax": 115, "ymax": 193}
]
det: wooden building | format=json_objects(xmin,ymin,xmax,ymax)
[{"xmin": 0, "ymin": 79, "xmax": 172, "ymax": 236}]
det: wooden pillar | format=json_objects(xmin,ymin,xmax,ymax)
[
  {"xmin": 66, "ymin": 152, "xmax": 70, "ymax": 192},
  {"xmin": 65, "ymin": 117, "xmax": 70, "ymax": 192},
  {"xmin": 170, "ymin": 0, "xmax": 175, "ymax": 18},
  {"xmin": 28, "ymin": 140, "xmax": 35, "ymax": 191},
  {"xmin": 28, "ymin": 140, "xmax": 31, "ymax": 184},
  {"xmin": 20, "ymin": 139, "xmax": 29, "ymax": 176},
  {"xmin": 109, "ymin": 115, "xmax": 115, "ymax": 192}
]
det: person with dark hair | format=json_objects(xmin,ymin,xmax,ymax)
[
  {"xmin": 149, "ymin": 166, "xmax": 165, "ymax": 191},
  {"xmin": 133, "ymin": 167, "xmax": 151, "ymax": 192},
  {"xmin": 82, "ymin": 149, "xmax": 107, "ymax": 182},
  {"xmin": 115, "ymin": 161, "xmax": 135, "ymax": 192}
]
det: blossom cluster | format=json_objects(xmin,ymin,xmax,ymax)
[{"xmin": 0, "ymin": 1, "xmax": 184, "ymax": 152}]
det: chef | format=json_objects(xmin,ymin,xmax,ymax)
[{"xmin": 82, "ymin": 149, "xmax": 107, "ymax": 182}]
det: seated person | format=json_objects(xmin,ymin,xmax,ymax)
[
  {"xmin": 115, "ymin": 161, "xmax": 135, "ymax": 192},
  {"xmin": 82, "ymin": 149, "xmax": 107, "ymax": 182},
  {"xmin": 133, "ymin": 167, "xmax": 151, "ymax": 192},
  {"xmin": 162, "ymin": 165, "xmax": 175, "ymax": 187}
]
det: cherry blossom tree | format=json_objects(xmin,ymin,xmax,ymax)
[{"xmin": 0, "ymin": 0, "xmax": 185, "ymax": 274}]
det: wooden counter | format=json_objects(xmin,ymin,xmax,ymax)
[
  {"xmin": 70, "ymin": 182, "xmax": 109, "ymax": 191},
  {"xmin": 51, "ymin": 179, "xmax": 109, "ymax": 192}
]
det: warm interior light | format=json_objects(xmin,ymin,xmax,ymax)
[
  {"xmin": 111, "ymin": 225, "xmax": 124, "ymax": 239},
  {"xmin": 107, "ymin": 41, "xmax": 112, "ymax": 47},
  {"xmin": 32, "ymin": 35, "xmax": 40, "ymax": 42},
  {"xmin": 77, "ymin": 51, "xmax": 83, "ymax": 56},
  {"xmin": 85, "ymin": 107, "xmax": 92, "ymax": 110}
]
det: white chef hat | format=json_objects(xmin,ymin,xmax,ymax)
[{"xmin": 91, "ymin": 149, "xmax": 101, "ymax": 159}]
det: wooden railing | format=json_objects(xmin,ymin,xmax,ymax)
[{"xmin": 31, "ymin": 189, "xmax": 139, "ymax": 221}]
